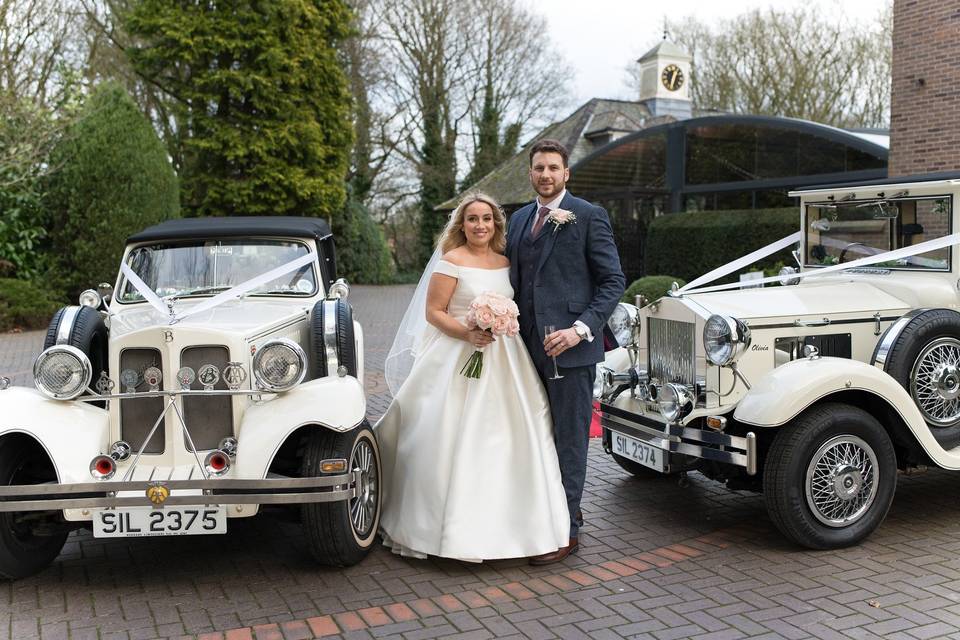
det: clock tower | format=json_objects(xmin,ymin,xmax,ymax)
[{"xmin": 637, "ymin": 38, "xmax": 692, "ymax": 120}]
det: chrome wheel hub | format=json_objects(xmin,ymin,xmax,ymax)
[
  {"xmin": 831, "ymin": 464, "xmax": 862, "ymax": 500},
  {"xmin": 911, "ymin": 337, "xmax": 960, "ymax": 426},
  {"xmin": 349, "ymin": 439, "xmax": 378, "ymax": 538},
  {"xmin": 805, "ymin": 435, "xmax": 878, "ymax": 527}
]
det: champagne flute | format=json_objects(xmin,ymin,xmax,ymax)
[{"xmin": 545, "ymin": 324, "xmax": 564, "ymax": 380}]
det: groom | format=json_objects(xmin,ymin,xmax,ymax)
[{"xmin": 507, "ymin": 139, "xmax": 625, "ymax": 564}]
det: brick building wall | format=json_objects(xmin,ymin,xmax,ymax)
[{"xmin": 889, "ymin": 0, "xmax": 960, "ymax": 176}]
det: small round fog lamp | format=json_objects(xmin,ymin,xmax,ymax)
[
  {"xmin": 658, "ymin": 383, "xmax": 694, "ymax": 423},
  {"xmin": 78, "ymin": 289, "xmax": 102, "ymax": 308}
]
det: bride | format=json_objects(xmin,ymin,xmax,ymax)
[{"xmin": 376, "ymin": 192, "xmax": 569, "ymax": 562}]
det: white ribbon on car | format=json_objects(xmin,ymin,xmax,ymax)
[
  {"xmin": 120, "ymin": 261, "xmax": 172, "ymax": 318},
  {"xmin": 678, "ymin": 231, "xmax": 802, "ymax": 293},
  {"xmin": 121, "ymin": 251, "xmax": 318, "ymax": 324},
  {"xmin": 678, "ymin": 232, "xmax": 960, "ymax": 296}
]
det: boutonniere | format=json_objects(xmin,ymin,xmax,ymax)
[{"xmin": 548, "ymin": 209, "xmax": 576, "ymax": 234}]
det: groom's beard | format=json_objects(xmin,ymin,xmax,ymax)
[{"xmin": 535, "ymin": 182, "xmax": 564, "ymax": 200}]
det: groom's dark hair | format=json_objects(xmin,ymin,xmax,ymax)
[{"xmin": 529, "ymin": 139, "xmax": 569, "ymax": 167}]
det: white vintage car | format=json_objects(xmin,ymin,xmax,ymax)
[
  {"xmin": 597, "ymin": 173, "xmax": 960, "ymax": 549},
  {"xmin": 0, "ymin": 217, "xmax": 380, "ymax": 578}
]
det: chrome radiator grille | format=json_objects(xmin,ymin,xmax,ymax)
[
  {"xmin": 181, "ymin": 346, "xmax": 233, "ymax": 451},
  {"xmin": 119, "ymin": 348, "xmax": 165, "ymax": 453},
  {"xmin": 648, "ymin": 318, "xmax": 696, "ymax": 385}
]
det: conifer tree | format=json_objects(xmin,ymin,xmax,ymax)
[
  {"xmin": 44, "ymin": 82, "xmax": 178, "ymax": 296},
  {"xmin": 124, "ymin": 0, "xmax": 353, "ymax": 218}
]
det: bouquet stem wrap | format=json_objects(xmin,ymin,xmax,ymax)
[
  {"xmin": 460, "ymin": 346, "xmax": 485, "ymax": 378},
  {"xmin": 460, "ymin": 291, "xmax": 520, "ymax": 379}
]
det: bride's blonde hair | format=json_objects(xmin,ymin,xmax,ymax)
[{"xmin": 438, "ymin": 192, "xmax": 507, "ymax": 255}]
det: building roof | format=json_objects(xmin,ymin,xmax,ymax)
[
  {"xmin": 439, "ymin": 98, "xmax": 664, "ymax": 210},
  {"xmin": 637, "ymin": 40, "xmax": 692, "ymax": 63},
  {"xmin": 127, "ymin": 216, "xmax": 333, "ymax": 244}
]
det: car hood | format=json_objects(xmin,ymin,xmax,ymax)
[
  {"xmin": 109, "ymin": 299, "xmax": 312, "ymax": 339},
  {"xmin": 684, "ymin": 280, "xmax": 911, "ymax": 324}
]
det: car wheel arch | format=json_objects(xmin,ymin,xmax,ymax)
[
  {"xmin": 265, "ymin": 422, "xmax": 361, "ymax": 478},
  {"xmin": 0, "ymin": 431, "xmax": 61, "ymax": 483}
]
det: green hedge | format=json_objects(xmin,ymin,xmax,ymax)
[
  {"xmin": 334, "ymin": 192, "xmax": 394, "ymax": 284},
  {"xmin": 644, "ymin": 208, "xmax": 798, "ymax": 284},
  {"xmin": 623, "ymin": 275, "xmax": 686, "ymax": 304},
  {"xmin": 0, "ymin": 278, "xmax": 63, "ymax": 331}
]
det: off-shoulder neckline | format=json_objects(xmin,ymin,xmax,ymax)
[{"xmin": 438, "ymin": 259, "xmax": 509, "ymax": 272}]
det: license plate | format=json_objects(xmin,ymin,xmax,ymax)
[
  {"xmin": 612, "ymin": 432, "xmax": 666, "ymax": 472},
  {"xmin": 93, "ymin": 506, "xmax": 226, "ymax": 538}
]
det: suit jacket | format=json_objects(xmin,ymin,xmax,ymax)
[{"xmin": 507, "ymin": 192, "xmax": 626, "ymax": 368}]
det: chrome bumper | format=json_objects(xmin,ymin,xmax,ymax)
[
  {"xmin": 600, "ymin": 403, "xmax": 757, "ymax": 475},
  {"xmin": 0, "ymin": 472, "xmax": 359, "ymax": 512}
]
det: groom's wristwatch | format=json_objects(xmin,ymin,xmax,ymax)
[{"xmin": 573, "ymin": 324, "xmax": 588, "ymax": 341}]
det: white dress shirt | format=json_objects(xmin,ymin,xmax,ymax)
[{"xmin": 531, "ymin": 189, "xmax": 594, "ymax": 342}]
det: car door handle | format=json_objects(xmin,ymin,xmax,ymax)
[{"xmin": 794, "ymin": 318, "xmax": 831, "ymax": 327}]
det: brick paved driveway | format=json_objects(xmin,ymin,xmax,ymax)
[{"xmin": 2, "ymin": 287, "xmax": 960, "ymax": 640}]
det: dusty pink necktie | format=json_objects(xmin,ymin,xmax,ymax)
[{"xmin": 531, "ymin": 206, "xmax": 551, "ymax": 238}]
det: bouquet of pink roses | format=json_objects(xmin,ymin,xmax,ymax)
[{"xmin": 460, "ymin": 291, "xmax": 520, "ymax": 378}]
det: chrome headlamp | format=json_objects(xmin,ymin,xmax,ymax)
[
  {"xmin": 703, "ymin": 314, "xmax": 751, "ymax": 366},
  {"xmin": 607, "ymin": 302, "xmax": 639, "ymax": 348},
  {"xmin": 658, "ymin": 382, "xmax": 694, "ymax": 423},
  {"xmin": 33, "ymin": 345, "xmax": 92, "ymax": 400},
  {"xmin": 252, "ymin": 338, "xmax": 307, "ymax": 392}
]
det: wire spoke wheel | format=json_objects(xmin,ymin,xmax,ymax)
[
  {"xmin": 349, "ymin": 438, "xmax": 378, "ymax": 539},
  {"xmin": 910, "ymin": 337, "xmax": 960, "ymax": 426},
  {"xmin": 804, "ymin": 435, "xmax": 879, "ymax": 527}
]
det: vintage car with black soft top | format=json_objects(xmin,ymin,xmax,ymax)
[
  {"xmin": 597, "ymin": 172, "xmax": 960, "ymax": 549},
  {"xmin": 0, "ymin": 217, "xmax": 380, "ymax": 578}
]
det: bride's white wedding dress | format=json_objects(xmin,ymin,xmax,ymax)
[{"xmin": 375, "ymin": 260, "xmax": 569, "ymax": 561}]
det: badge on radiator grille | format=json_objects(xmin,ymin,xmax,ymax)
[{"xmin": 146, "ymin": 483, "xmax": 170, "ymax": 505}]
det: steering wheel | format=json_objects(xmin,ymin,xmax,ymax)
[{"xmin": 839, "ymin": 242, "xmax": 868, "ymax": 264}]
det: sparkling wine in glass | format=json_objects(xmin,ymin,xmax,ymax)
[{"xmin": 545, "ymin": 324, "xmax": 564, "ymax": 380}]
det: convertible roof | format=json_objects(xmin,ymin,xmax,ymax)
[
  {"xmin": 792, "ymin": 170, "xmax": 960, "ymax": 194},
  {"xmin": 127, "ymin": 216, "xmax": 333, "ymax": 244}
]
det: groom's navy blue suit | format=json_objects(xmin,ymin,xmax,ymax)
[{"xmin": 508, "ymin": 191, "xmax": 625, "ymax": 538}]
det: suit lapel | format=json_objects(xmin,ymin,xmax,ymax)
[
  {"xmin": 509, "ymin": 203, "xmax": 536, "ymax": 261},
  {"xmin": 535, "ymin": 192, "xmax": 575, "ymax": 275}
]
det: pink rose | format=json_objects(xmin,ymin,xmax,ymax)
[
  {"xmin": 476, "ymin": 308, "xmax": 495, "ymax": 329},
  {"xmin": 488, "ymin": 295, "xmax": 509, "ymax": 316},
  {"xmin": 472, "ymin": 292, "xmax": 492, "ymax": 309},
  {"xmin": 492, "ymin": 316, "xmax": 510, "ymax": 335},
  {"xmin": 466, "ymin": 309, "xmax": 477, "ymax": 328},
  {"xmin": 507, "ymin": 318, "xmax": 520, "ymax": 336}
]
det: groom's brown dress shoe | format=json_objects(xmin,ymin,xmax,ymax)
[{"xmin": 529, "ymin": 537, "xmax": 579, "ymax": 566}]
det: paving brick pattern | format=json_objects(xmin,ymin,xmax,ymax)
[{"xmin": 2, "ymin": 287, "xmax": 960, "ymax": 639}]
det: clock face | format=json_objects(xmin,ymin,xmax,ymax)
[{"xmin": 661, "ymin": 64, "xmax": 684, "ymax": 91}]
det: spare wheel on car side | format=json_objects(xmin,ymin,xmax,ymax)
[
  {"xmin": 874, "ymin": 308, "xmax": 960, "ymax": 449},
  {"xmin": 310, "ymin": 299, "xmax": 357, "ymax": 378},
  {"xmin": 43, "ymin": 306, "xmax": 108, "ymax": 385}
]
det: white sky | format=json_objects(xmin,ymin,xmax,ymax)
[{"xmin": 528, "ymin": 0, "xmax": 891, "ymax": 105}]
